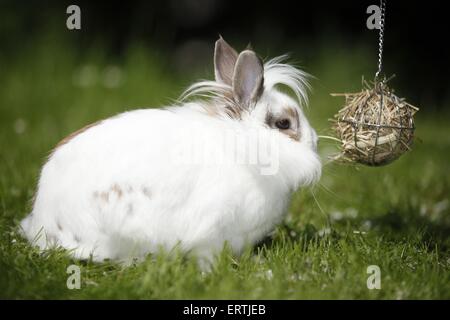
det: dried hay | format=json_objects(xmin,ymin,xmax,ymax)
[{"xmin": 331, "ymin": 80, "xmax": 419, "ymax": 166}]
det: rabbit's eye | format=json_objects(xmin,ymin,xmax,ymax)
[{"xmin": 275, "ymin": 119, "xmax": 291, "ymax": 130}]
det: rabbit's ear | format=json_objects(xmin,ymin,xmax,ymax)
[
  {"xmin": 214, "ymin": 36, "xmax": 238, "ymax": 85},
  {"xmin": 232, "ymin": 50, "xmax": 264, "ymax": 106}
]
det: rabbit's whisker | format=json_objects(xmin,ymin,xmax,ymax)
[{"xmin": 310, "ymin": 188, "xmax": 331, "ymax": 226}]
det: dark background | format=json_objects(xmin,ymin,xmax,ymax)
[{"xmin": 0, "ymin": 0, "xmax": 449, "ymax": 107}]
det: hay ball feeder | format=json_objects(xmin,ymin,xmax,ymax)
[{"xmin": 332, "ymin": 82, "xmax": 419, "ymax": 166}]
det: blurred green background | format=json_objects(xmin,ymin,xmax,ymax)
[{"xmin": 0, "ymin": 0, "xmax": 449, "ymax": 299}]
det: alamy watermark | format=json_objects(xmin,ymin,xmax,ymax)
[
  {"xmin": 367, "ymin": 265, "xmax": 381, "ymax": 290},
  {"xmin": 66, "ymin": 264, "xmax": 81, "ymax": 289},
  {"xmin": 366, "ymin": 5, "xmax": 382, "ymax": 30},
  {"xmin": 169, "ymin": 127, "xmax": 280, "ymax": 176},
  {"xmin": 66, "ymin": 5, "xmax": 81, "ymax": 30}
]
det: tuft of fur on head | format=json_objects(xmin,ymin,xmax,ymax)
[
  {"xmin": 180, "ymin": 55, "xmax": 311, "ymax": 119},
  {"xmin": 263, "ymin": 55, "xmax": 311, "ymax": 107}
]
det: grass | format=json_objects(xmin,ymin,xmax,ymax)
[{"xmin": 0, "ymin": 34, "xmax": 449, "ymax": 299}]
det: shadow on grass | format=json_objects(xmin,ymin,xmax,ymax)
[
  {"xmin": 368, "ymin": 209, "xmax": 450, "ymax": 253},
  {"xmin": 254, "ymin": 209, "xmax": 450, "ymax": 256},
  {"xmin": 253, "ymin": 222, "xmax": 341, "ymax": 253}
]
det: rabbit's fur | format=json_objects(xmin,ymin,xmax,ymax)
[{"xmin": 20, "ymin": 38, "xmax": 321, "ymax": 265}]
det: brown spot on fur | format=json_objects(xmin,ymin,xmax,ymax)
[
  {"xmin": 202, "ymin": 105, "xmax": 221, "ymax": 118},
  {"xmin": 56, "ymin": 121, "xmax": 102, "ymax": 148},
  {"xmin": 111, "ymin": 184, "xmax": 123, "ymax": 198},
  {"xmin": 285, "ymin": 107, "xmax": 300, "ymax": 141},
  {"xmin": 93, "ymin": 185, "xmax": 124, "ymax": 203},
  {"xmin": 57, "ymin": 221, "xmax": 63, "ymax": 231},
  {"xmin": 285, "ymin": 130, "xmax": 300, "ymax": 141},
  {"xmin": 285, "ymin": 107, "xmax": 297, "ymax": 119},
  {"xmin": 200, "ymin": 101, "xmax": 242, "ymax": 120},
  {"xmin": 224, "ymin": 105, "xmax": 242, "ymax": 120},
  {"xmin": 99, "ymin": 192, "xmax": 109, "ymax": 203},
  {"xmin": 74, "ymin": 234, "xmax": 81, "ymax": 243},
  {"xmin": 48, "ymin": 120, "xmax": 103, "ymax": 159}
]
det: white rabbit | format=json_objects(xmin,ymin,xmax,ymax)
[{"xmin": 20, "ymin": 37, "xmax": 321, "ymax": 265}]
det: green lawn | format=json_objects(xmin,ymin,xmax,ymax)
[{"xmin": 0, "ymin": 36, "xmax": 449, "ymax": 299}]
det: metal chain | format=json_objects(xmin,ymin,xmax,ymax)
[{"xmin": 375, "ymin": 0, "xmax": 386, "ymax": 82}]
